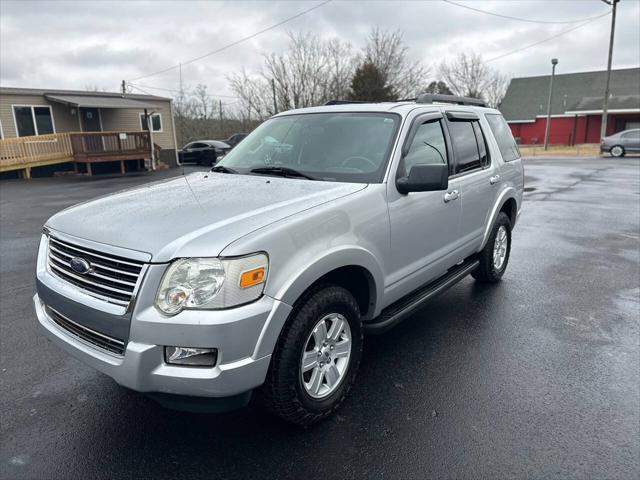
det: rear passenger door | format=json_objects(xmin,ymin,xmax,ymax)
[{"xmin": 444, "ymin": 111, "xmax": 498, "ymax": 255}]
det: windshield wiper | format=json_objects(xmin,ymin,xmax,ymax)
[
  {"xmin": 249, "ymin": 166, "xmax": 317, "ymax": 180},
  {"xmin": 211, "ymin": 165, "xmax": 238, "ymax": 174}
]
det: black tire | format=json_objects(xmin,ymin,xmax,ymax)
[
  {"xmin": 262, "ymin": 285, "xmax": 363, "ymax": 427},
  {"xmin": 610, "ymin": 145, "xmax": 625, "ymax": 158},
  {"xmin": 472, "ymin": 211, "xmax": 512, "ymax": 283}
]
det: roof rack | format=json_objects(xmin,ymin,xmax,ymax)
[
  {"xmin": 415, "ymin": 93, "xmax": 486, "ymax": 107},
  {"xmin": 324, "ymin": 99, "xmax": 368, "ymax": 106}
]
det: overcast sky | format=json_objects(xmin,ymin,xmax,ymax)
[{"xmin": 1, "ymin": 0, "xmax": 639, "ymax": 103}]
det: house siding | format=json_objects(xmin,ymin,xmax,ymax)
[
  {"xmin": 509, "ymin": 113, "xmax": 638, "ymax": 145},
  {"xmin": 100, "ymin": 99, "xmax": 175, "ymax": 150},
  {"xmin": 0, "ymin": 93, "xmax": 79, "ymax": 137},
  {"xmin": 0, "ymin": 91, "xmax": 175, "ymax": 151}
]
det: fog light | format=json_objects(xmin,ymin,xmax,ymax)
[{"xmin": 165, "ymin": 346, "xmax": 218, "ymax": 366}]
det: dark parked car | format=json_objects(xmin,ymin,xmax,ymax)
[
  {"xmin": 601, "ymin": 128, "xmax": 640, "ymax": 157},
  {"xmin": 178, "ymin": 140, "xmax": 231, "ymax": 165},
  {"xmin": 220, "ymin": 133, "xmax": 248, "ymax": 149}
]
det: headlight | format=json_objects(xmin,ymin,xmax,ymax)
[{"xmin": 155, "ymin": 254, "xmax": 268, "ymax": 315}]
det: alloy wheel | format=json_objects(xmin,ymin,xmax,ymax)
[
  {"xmin": 493, "ymin": 225, "xmax": 508, "ymax": 271},
  {"xmin": 300, "ymin": 313, "xmax": 352, "ymax": 399}
]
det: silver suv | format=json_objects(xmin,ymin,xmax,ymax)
[{"xmin": 34, "ymin": 94, "xmax": 524, "ymax": 426}]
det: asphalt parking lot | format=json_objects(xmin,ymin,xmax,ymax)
[{"xmin": 1, "ymin": 157, "xmax": 638, "ymax": 479}]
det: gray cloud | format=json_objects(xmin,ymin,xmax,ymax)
[{"xmin": 1, "ymin": 0, "xmax": 638, "ymax": 100}]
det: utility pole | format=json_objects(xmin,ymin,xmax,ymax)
[
  {"xmin": 544, "ymin": 58, "xmax": 558, "ymax": 150},
  {"xmin": 600, "ymin": 0, "xmax": 619, "ymax": 141},
  {"xmin": 219, "ymin": 99, "xmax": 223, "ymax": 134},
  {"xmin": 271, "ymin": 78, "xmax": 278, "ymax": 114},
  {"xmin": 178, "ymin": 63, "xmax": 184, "ymax": 148},
  {"xmin": 121, "ymin": 80, "xmax": 126, "ymax": 95}
]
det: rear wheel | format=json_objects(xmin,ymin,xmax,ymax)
[
  {"xmin": 472, "ymin": 212, "xmax": 512, "ymax": 283},
  {"xmin": 610, "ymin": 145, "xmax": 625, "ymax": 157},
  {"xmin": 262, "ymin": 285, "xmax": 363, "ymax": 426}
]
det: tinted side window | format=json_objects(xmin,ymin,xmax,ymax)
[
  {"xmin": 400, "ymin": 120, "xmax": 447, "ymax": 176},
  {"xmin": 485, "ymin": 113, "xmax": 520, "ymax": 162},
  {"xmin": 472, "ymin": 122, "xmax": 490, "ymax": 168},
  {"xmin": 449, "ymin": 121, "xmax": 481, "ymax": 174}
]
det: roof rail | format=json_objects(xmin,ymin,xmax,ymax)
[
  {"xmin": 324, "ymin": 99, "xmax": 368, "ymax": 106},
  {"xmin": 415, "ymin": 93, "xmax": 486, "ymax": 107}
]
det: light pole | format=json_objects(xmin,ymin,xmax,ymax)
[
  {"xmin": 600, "ymin": 0, "xmax": 619, "ymax": 141},
  {"xmin": 543, "ymin": 58, "xmax": 558, "ymax": 150}
]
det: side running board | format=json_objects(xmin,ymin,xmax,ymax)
[{"xmin": 364, "ymin": 257, "xmax": 479, "ymax": 334}]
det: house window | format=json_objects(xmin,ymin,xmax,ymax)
[
  {"xmin": 139, "ymin": 113, "xmax": 162, "ymax": 132},
  {"xmin": 12, "ymin": 105, "xmax": 55, "ymax": 137}
]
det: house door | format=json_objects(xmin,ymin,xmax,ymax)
[
  {"xmin": 80, "ymin": 108, "xmax": 101, "ymax": 131},
  {"xmin": 80, "ymin": 108, "xmax": 102, "ymax": 152}
]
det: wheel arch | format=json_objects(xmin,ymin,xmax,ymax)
[
  {"xmin": 253, "ymin": 247, "xmax": 383, "ymax": 359},
  {"xmin": 480, "ymin": 188, "xmax": 518, "ymax": 250},
  {"xmin": 274, "ymin": 247, "xmax": 383, "ymax": 319}
]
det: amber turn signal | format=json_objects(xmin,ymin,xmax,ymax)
[{"xmin": 239, "ymin": 267, "xmax": 266, "ymax": 288}]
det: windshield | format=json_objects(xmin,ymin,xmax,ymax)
[{"xmin": 217, "ymin": 112, "xmax": 400, "ymax": 183}]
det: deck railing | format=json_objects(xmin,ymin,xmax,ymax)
[
  {"xmin": 0, "ymin": 133, "xmax": 73, "ymax": 171},
  {"xmin": 0, "ymin": 131, "xmax": 152, "ymax": 177},
  {"xmin": 70, "ymin": 131, "xmax": 151, "ymax": 160}
]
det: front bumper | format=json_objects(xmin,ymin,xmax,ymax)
[
  {"xmin": 35, "ymin": 292, "xmax": 293, "ymax": 398},
  {"xmin": 34, "ymin": 232, "xmax": 294, "ymax": 399}
]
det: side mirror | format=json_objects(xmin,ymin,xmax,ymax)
[{"xmin": 396, "ymin": 164, "xmax": 448, "ymax": 194}]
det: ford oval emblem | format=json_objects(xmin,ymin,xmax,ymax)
[{"xmin": 69, "ymin": 257, "xmax": 92, "ymax": 274}]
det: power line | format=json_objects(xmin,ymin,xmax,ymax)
[
  {"xmin": 128, "ymin": 84, "xmax": 154, "ymax": 96},
  {"xmin": 485, "ymin": 12, "xmax": 611, "ymax": 63},
  {"xmin": 129, "ymin": 82, "xmax": 240, "ymax": 99},
  {"xmin": 129, "ymin": 0, "xmax": 332, "ymax": 82},
  {"xmin": 130, "ymin": 83, "xmax": 240, "ymax": 108},
  {"xmin": 442, "ymin": 0, "xmax": 610, "ymax": 25}
]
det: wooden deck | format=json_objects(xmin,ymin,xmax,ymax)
[{"xmin": 0, "ymin": 131, "xmax": 152, "ymax": 178}]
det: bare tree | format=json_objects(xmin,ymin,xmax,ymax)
[
  {"xmin": 483, "ymin": 72, "xmax": 510, "ymax": 108},
  {"xmin": 265, "ymin": 32, "xmax": 330, "ymax": 110},
  {"xmin": 228, "ymin": 69, "xmax": 273, "ymax": 120},
  {"xmin": 192, "ymin": 84, "xmax": 216, "ymax": 119},
  {"xmin": 85, "ymin": 84, "xmax": 108, "ymax": 92},
  {"xmin": 229, "ymin": 32, "xmax": 357, "ymax": 117},
  {"xmin": 324, "ymin": 38, "xmax": 357, "ymax": 101},
  {"xmin": 438, "ymin": 52, "xmax": 509, "ymax": 107},
  {"xmin": 363, "ymin": 27, "xmax": 430, "ymax": 98}
]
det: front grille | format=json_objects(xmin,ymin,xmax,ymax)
[
  {"xmin": 47, "ymin": 236, "xmax": 144, "ymax": 307},
  {"xmin": 46, "ymin": 306, "xmax": 125, "ymax": 355}
]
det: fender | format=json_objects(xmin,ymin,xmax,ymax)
[
  {"xmin": 274, "ymin": 245, "xmax": 384, "ymax": 316},
  {"xmin": 252, "ymin": 246, "xmax": 384, "ymax": 359},
  {"xmin": 479, "ymin": 187, "xmax": 518, "ymax": 250}
]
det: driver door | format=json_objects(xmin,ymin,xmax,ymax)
[{"xmin": 386, "ymin": 113, "xmax": 462, "ymax": 303}]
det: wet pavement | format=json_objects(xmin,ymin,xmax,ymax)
[{"xmin": 1, "ymin": 158, "xmax": 638, "ymax": 479}]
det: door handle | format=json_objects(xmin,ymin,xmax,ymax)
[
  {"xmin": 490, "ymin": 174, "xmax": 501, "ymax": 185},
  {"xmin": 443, "ymin": 190, "xmax": 459, "ymax": 203}
]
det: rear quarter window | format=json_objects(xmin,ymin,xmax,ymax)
[{"xmin": 485, "ymin": 114, "xmax": 520, "ymax": 162}]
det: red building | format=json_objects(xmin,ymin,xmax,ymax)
[{"xmin": 499, "ymin": 68, "xmax": 640, "ymax": 145}]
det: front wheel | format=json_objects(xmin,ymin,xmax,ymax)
[
  {"xmin": 610, "ymin": 145, "xmax": 625, "ymax": 157},
  {"xmin": 262, "ymin": 285, "xmax": 363, "ymax": 426},
  {"xmin": 472, "ymin": 212, "xmax": 512, "ymax": 283}
]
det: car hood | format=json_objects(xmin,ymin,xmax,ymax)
[{"xmin": 46, "ymin": 172, "xmax": 366, "ymax": 262}]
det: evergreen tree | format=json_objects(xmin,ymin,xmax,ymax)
[{"xmin": 349, "ymin": 62, "xmax": 397, "ymax": 102}]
